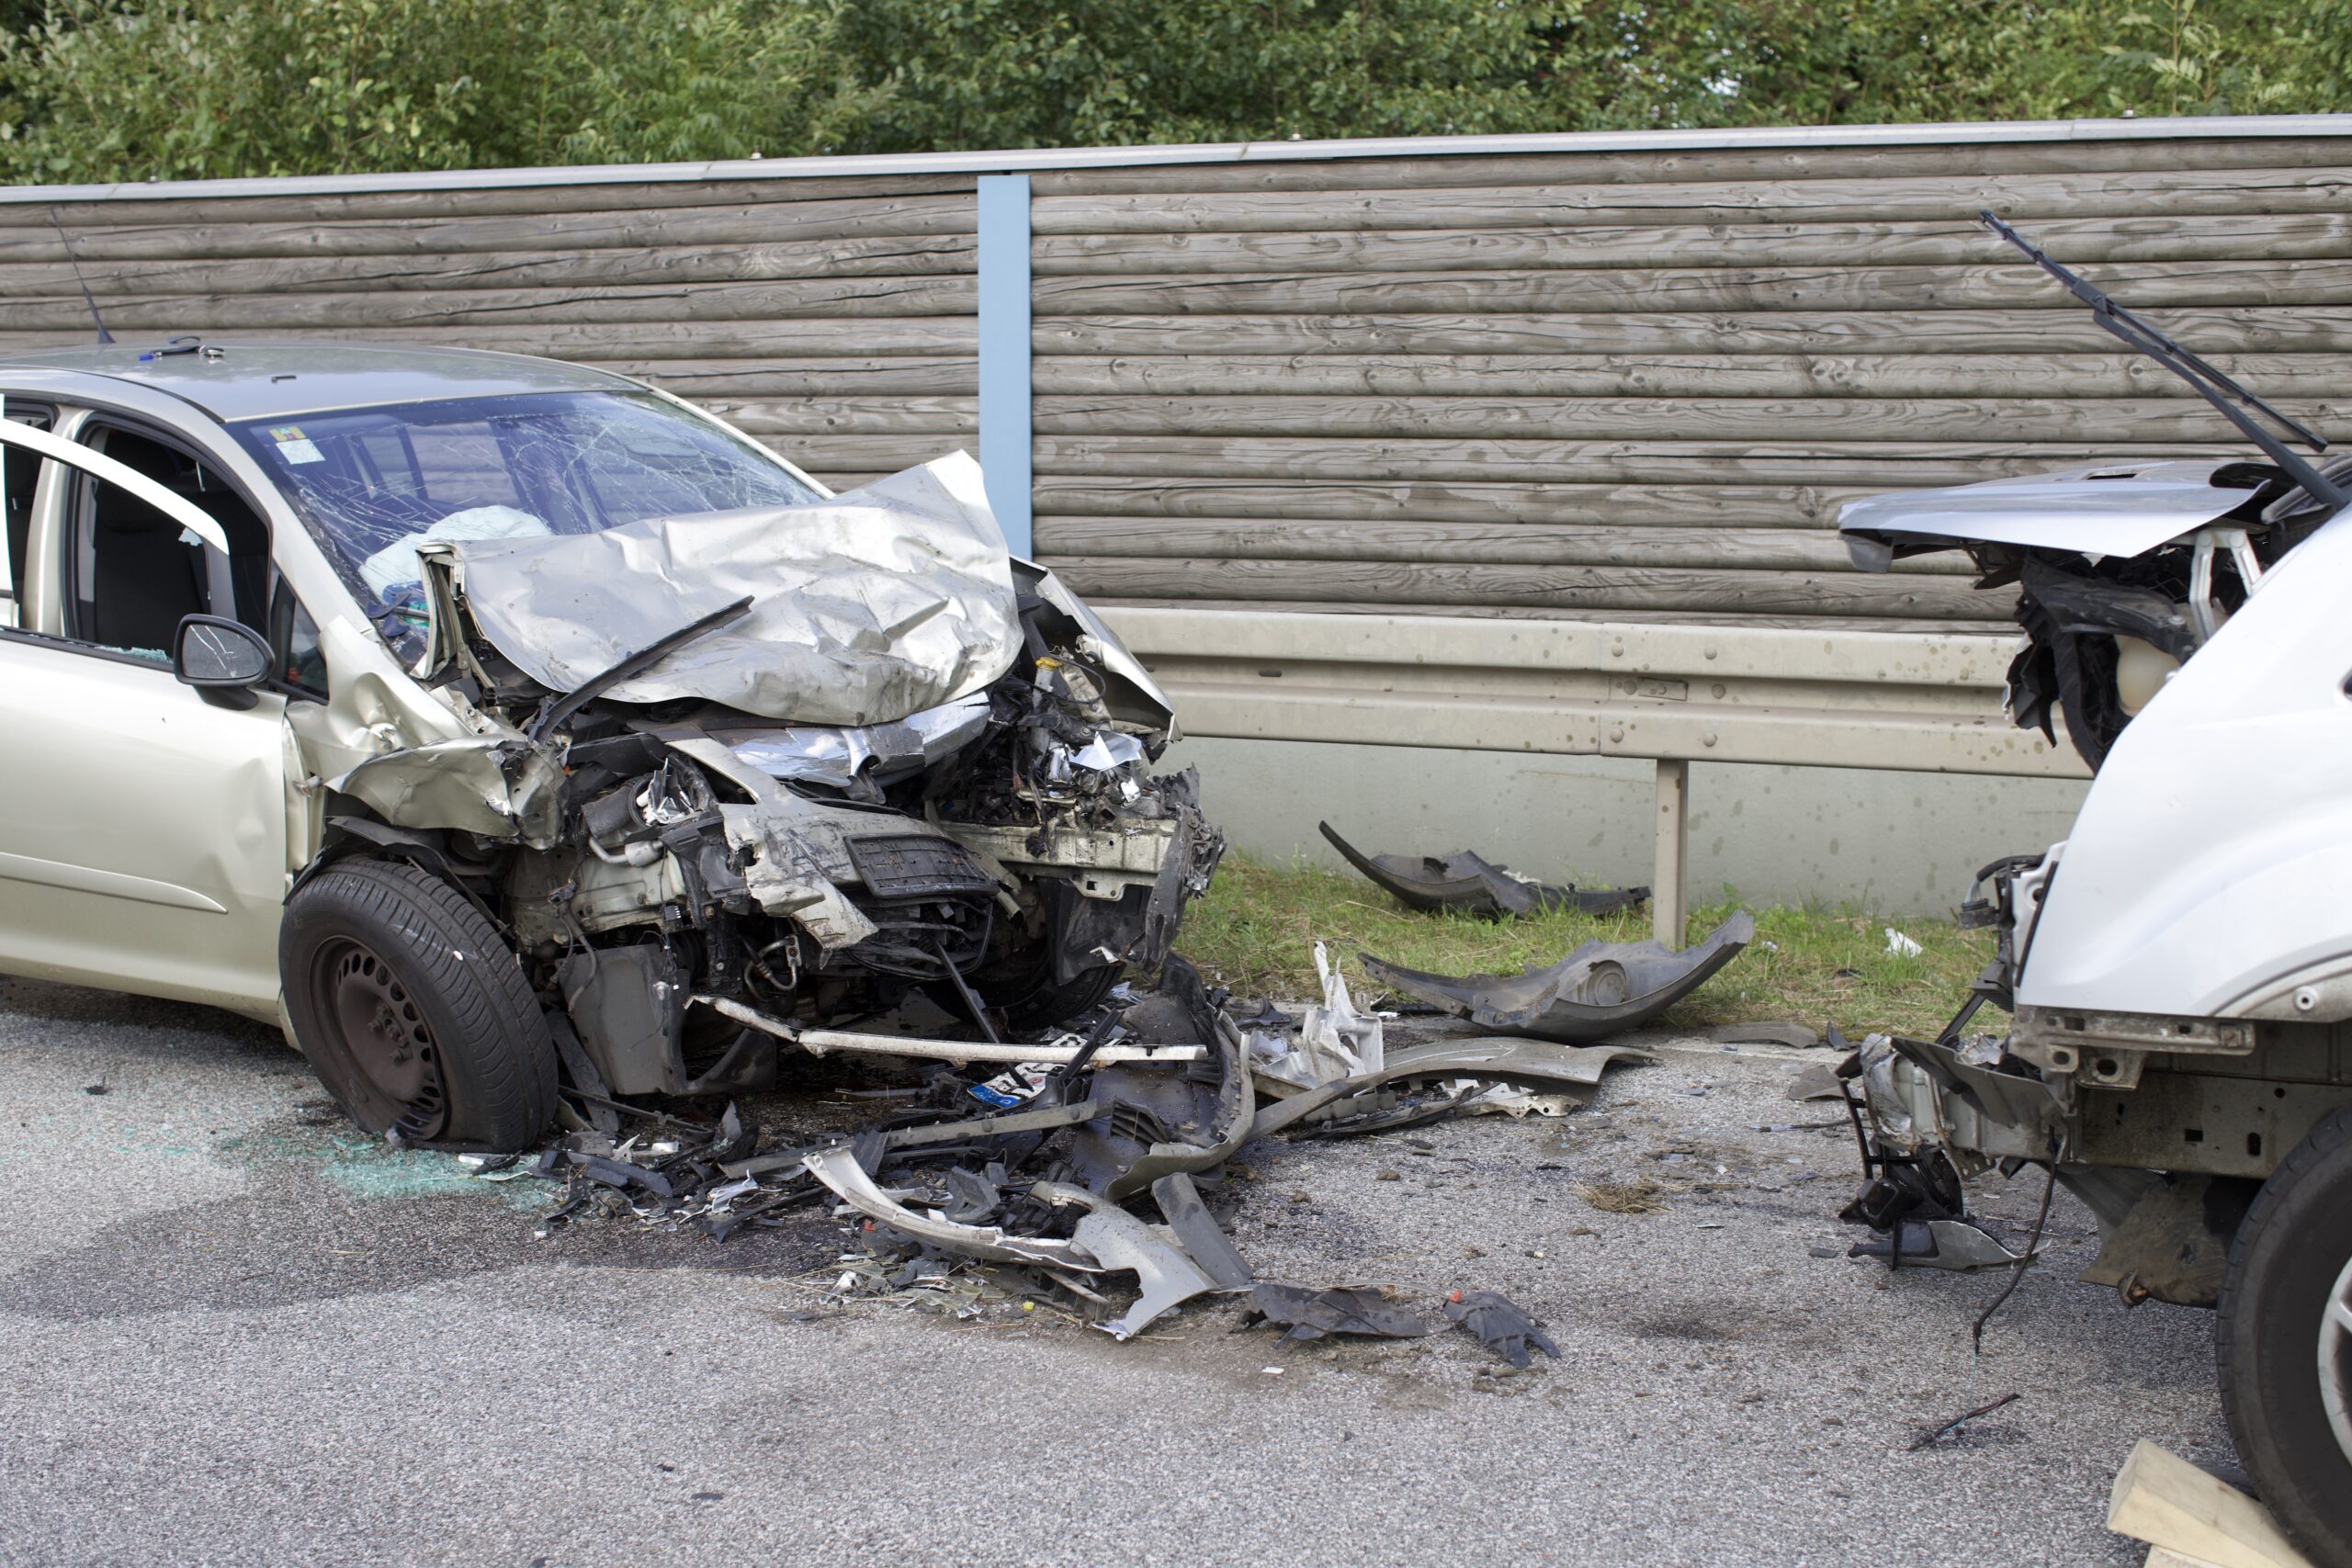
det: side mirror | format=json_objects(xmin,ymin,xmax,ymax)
[{"xmin": 174, "ymin": 614, "xmax": 274, "ymax": 708}]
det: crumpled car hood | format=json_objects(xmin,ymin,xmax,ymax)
[
  {"xmin": 438, "ymin": 452, "xmax": 1022, "ymax": 726},
  {"xmin": 1838, "ymin": 461, "xmax": 2261, "ymax": 560}
]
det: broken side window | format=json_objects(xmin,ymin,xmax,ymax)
[{"xmin": 63, "ymin": 424, "xmax": 270, "ymax": 662}]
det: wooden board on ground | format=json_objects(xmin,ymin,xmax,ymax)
[{"xmin": 2108, "ymin": 1440, "xmax": 2312, "ymax": 1568}]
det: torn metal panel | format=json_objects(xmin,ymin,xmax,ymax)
[
  {"xmin": 1150, "ymin": 1172, "xmax": 1253, "ymax": 1289},
  {"xmin": 1032, "ymin": 1180, "xmax": 1231, "ymax": 1339},
  {"xmin": 1318, "ymin": 820, "xmax": 1648, "ymax": 919},
  {"xmin": 1359, "ymin": 911, "xmax": 1754, "ymax": 1043},
  {"xmin": 330, "ymin": 734, "xmax": 566, "ymax": 846},
  {"xmin": 437, "ymin": 454, "xmax": 1022, "ymax": 727},
  {"xmin": 1241, "ymin": 1282, "xmax": 1430, "ymax": 1342},
  {"xmin": 1249, "ymin": 1037, "xmax": 1655, "ymax": 1140},
  {"xmin": 801, "ymin": 1145, "xmax": 1103, "ymax": 1271}
]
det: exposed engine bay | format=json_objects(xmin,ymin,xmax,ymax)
[
  {"xmin": 299, "ymin": 455, "xmax": 1224, "ymax": 1114},
  {"xmin": 1843, "ymin": 458, "xmax": 2349, "ymax": 771}
]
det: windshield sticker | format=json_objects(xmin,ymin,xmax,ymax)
[{"xmin": 266, "ymin": 424, "xmax": 324, "ymax": 465}]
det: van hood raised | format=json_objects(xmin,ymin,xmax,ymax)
[
  {"xmin": 1839, "ymin": 460, "xmax": 2263, "ymax": 567},
  {"xmin": 427, "ymin": 452, "xmax": 1023, "ymax": 728}
]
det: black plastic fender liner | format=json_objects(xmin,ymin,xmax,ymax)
[
  {"xmin": 1317, "ymin": 820, "xmax": 1647, "ymax": 919},
  {"xmin": 1091, "ymin": 955, "xmax": 1253, "ymax": 1201},
  {"xmin": 1358, "ymin": 910, "xmax": 1755, "ymax": 1043}
]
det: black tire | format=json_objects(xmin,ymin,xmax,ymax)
[
  {"xmin": 2218, "ymin": 1102, "xmax": 2352, "ymax": 1568},
  {"xmin": 281, "ymin": 858, "xmax": 556, "ymax": 1151}
]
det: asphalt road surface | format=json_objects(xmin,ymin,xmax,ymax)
[{"xmin": 0, "ymin": 971, "xmax": 2231, "ymax": 1566}]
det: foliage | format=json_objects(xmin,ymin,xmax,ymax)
[
  {"xmin": 0, "ymin": 0, "xmax": 2346, "ymax": 184},
  {"xmin": 0, "ymin": 0, "xmax": 865, "ymax": 182}
]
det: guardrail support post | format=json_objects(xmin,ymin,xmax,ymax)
[{"xmin": 1653, "ymin": 759, "xmax": 1689, "ymax": 947}]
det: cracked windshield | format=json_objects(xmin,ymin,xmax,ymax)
[{"xmin": 232, "ymin": 390, "xmax": 819, "ymax": 651}]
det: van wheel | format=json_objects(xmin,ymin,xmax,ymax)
[
  {"xmin": 2217, "ymin": 1102, "xmax": 2352, "ymax": 1568},
  {"xmin": 281, "ymin": 858, "xmax": 556, "ymax": 1151}
]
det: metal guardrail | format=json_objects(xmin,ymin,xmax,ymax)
[{"xmin": 1101, "ymin": 607, "xmax": 2086, "ymax": 943}]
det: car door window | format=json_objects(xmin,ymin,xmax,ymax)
[
  {"xmin": 1, "ymin": 403, "xmax": 51, "ymax": 630},
  {"xmin": 66, "ymin": 425, "xmax": 270, "ymax": 660}
]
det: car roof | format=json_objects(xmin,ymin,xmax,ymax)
[{"xmin": 0, "ymin": 340, "xmax": 641, "ymax": 422}]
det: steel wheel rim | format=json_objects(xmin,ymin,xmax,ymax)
[
  {"xmin": 2320, "ymin": 1252, "xmax": 2352, "ymax": 1465},
  {"xmin": 312, "ymin": 935, "xmax": 447, "ymax": 1140}
]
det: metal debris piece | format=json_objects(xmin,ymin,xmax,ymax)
[
  {"xmin": 801, "ymin": 1145, "xmax": 1103, "ymax": 1271},
  {"xmin": 1360, "ymin": 910, "xmax": 1755, "ymax": 1043},
  {"xmin": 1848, "ymin": 1218, "xmax": 2038, "ymax": 1272},
  {"xmin": 1318, "ymin": 820, "xmax": 1648, "ymax": 919},
  {"xmin": 1251, "ymin": 1037, "xmax": 1653, "ymax": 1140},
  {"xmin": 1240, "ymin": 1282, "xmax": 1432, "ymax": 1343},
  {"xmin": 1252, "ymin": 942, "xmax": 1384, "ymax": 1091},
  {"xmin": 1150, "ymin": 1172, "xmax": 1253, "ymax": 1289},
  {"xmin": 1034, "ymin": 1181, "xmax": 1232, "ymax": 1339},
  {"xmin": 1445, "ymin": 1290, "xmax": 1561, "ymax": 1369}
]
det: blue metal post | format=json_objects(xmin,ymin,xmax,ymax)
[{"xmin": 976, "ymin": 174, "xmax": 1034, "ymax": 558}]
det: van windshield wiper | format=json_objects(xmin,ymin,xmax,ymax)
[{"xmin": 1983, "ymin": 209, "xmax": 2347, "ymax": 515}]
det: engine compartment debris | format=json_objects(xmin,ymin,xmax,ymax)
[{"xmin": 440, "ymin": 923, "xmax": 1693, "ymax": 1353}]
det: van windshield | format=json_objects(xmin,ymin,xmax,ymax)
[{"xmin": 232, "ymin": 389, "xmax": 819, "ymax": 641}]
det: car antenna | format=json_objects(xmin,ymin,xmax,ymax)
[
  {"xmin": 1982, "ymin": 209, "xmax": 2345, "ymax": 513},
  {"xmin": 46, "ymin": 207, "xmax": 114, "ymax": 345}
]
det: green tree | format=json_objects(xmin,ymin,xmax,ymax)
[
  {"xmin": 1, "ymin": 0, "xmax": 2347, "ymax": 185},
  {"xmin": 0, "ymin": 0, "xmax": 870, "ymax": 182}
]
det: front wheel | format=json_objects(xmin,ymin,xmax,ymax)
[
  {"xmin": 2217, "ymin": 1102, "xmax": 2352, "ymax": 1568},
  {"xmin": 281, "ymin": 858, "xmax": 557, "ymax": 1150}
]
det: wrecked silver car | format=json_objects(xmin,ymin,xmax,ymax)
[{"xmin": 0, "ymin": 344, "xmax": 1220, "ymax": 1149}]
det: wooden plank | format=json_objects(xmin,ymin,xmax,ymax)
[
  {"xmin": 2108, "ymin": 1441, "xmax": 2311, "ymax": 1568},
  {"xmin": 1072, "ymin": 594, "xmax": 2017, "ymax": 636},
  {"xmin": 1031, "ymin": 137, "xmax": 2352, "ymax": 196},
  {"xmin": 603, "ymin": 357, "xmax": 977, "ymax": 395},
  {"xmin": 0, "ymin": 194, "xmax": 978, "ymax": 260},
  {"xmin": 1030, "ymin": 479, "xmax": 1878, "ymax": 527},
  {"xmin": 1042, "ymin": 556, "xmax": 1998, "ymax": 618},
  {"xmin": 0, "ymin": 235, "xmax": 977, "ymax": 295},
  {"xmin": 1033, "ymin": 309, "xmax": 2352, "ymax": 356},
  {"xmin": 1030, "ymin": 394, "xmax": 2296, "ymax": 442},
  {"xmin": 1030, "ymin": 262, "xmax": 2352, "ymax": 318},
  {"xmin": 1029, "ymin": 435, "xmax": 2234, "ymax": 485},
  {"xmin": 1034, "ymin": 213, "xmax": 2352, "ymax": 276},
  {"xmin": 1029, "ymin": 166, "xmax": 2352, "ymax": 233},
  {"xmin": 699, "ymin": 397, "xmax": 975, "ymax": 435},
  {"xmin": 2, "ymin": 174, "xmax": 976, "ymax": 228},
  {"xmin": 0, "ymin": 320, "xmax": 978, "ymax": 358},
  {"xmin": 1031, "ymin": 352, "xmax": 2352, "ymax": 400},
  {"xmin": 0, "ymin": 276, "xmax": 976, "ymax": 329},
  {"xmin": 1034, "ymin": 515, "xmax": 1973, "ymax": 573}
]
